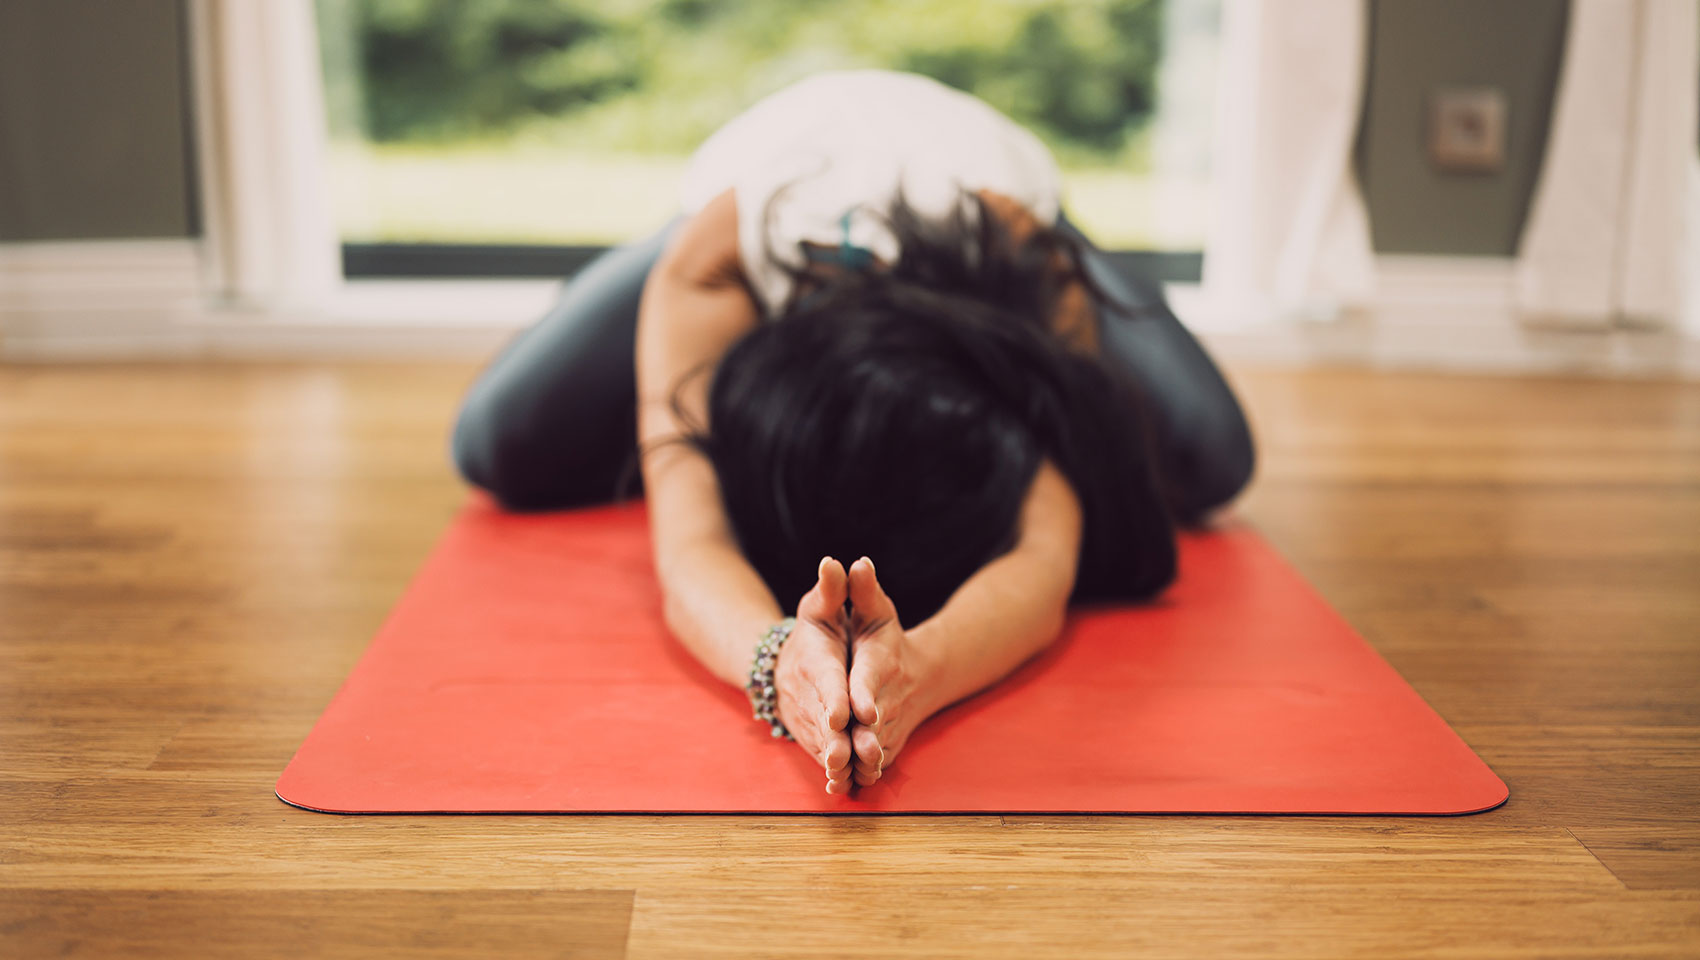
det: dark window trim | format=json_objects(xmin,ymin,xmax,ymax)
[{"xmin": 342, "ymin": 243, "xmax": 1203, "ymax": 284}]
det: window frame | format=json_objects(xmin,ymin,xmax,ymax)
[
  {"xmin": 340, "ymin": 242, "xmax": 1202, "ymax": 283},
  {"xmin": 192, "ymin": 0, "xmax": 1206, "ymax": 324}
]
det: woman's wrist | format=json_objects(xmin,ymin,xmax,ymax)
[
  {"xmin": 902, "ymin": 555, "xmax": 1068, "ymax": 717},
  {"xmin": 887, "ymin": 620, "xmax": 949, "ymax": 720},
  {"xmin": 717, "ymin": 611, "xmax": 790, "ymax": 689},
  {"xmin": 743, "ymin": 616, "xmax": 798, "ymax": 739},
  {"xmin": 658, "ymin": 578, "xmax": 786, "ymax": 689}
]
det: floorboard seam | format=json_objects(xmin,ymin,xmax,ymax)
[{"xmin": 1564, "ymin": 826, "xmax": 1632, "ymax": 891}]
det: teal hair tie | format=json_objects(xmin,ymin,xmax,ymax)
[{"xmin": 836, "ymin": 210, "xmax": 875, "ymax": 270}]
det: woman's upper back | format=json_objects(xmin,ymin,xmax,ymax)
[{"xmin": 675, "ymin": 70, "xmax": 1063, "ymax": 319}]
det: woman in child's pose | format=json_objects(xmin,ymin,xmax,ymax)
[{"xmin": 451, "ymin": 70, "xmax": 1255, "ymax": 794}]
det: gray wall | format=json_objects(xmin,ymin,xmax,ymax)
[
  {"xmin": 0, "ymin": 0, "xmax": 197, "ymax": 241},
  {"xmin": 1357, "ymin": 0, "xmax": 1570, "ymax": 256}
]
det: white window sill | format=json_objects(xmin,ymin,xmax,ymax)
[{"xmin": 305, "ymin": 278, "xmax": 564, "ymax": 327}]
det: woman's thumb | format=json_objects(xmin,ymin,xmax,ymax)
[{"xmin": 799, "ymin": 555, "xmax": 847, "ymax": 620}]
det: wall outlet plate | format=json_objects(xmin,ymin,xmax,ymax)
[{"xmin": 1428, "ymin": 87, "xmax": 1507, "ymax": 173}]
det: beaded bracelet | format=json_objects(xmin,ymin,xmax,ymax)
[{"xmin": 745, "ymin": 617, "xmax": 797, "ymax": 741}]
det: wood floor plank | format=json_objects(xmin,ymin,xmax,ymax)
[
  {"xmin": 0, "ymin": 889, "xmax": 634, "ymax": 960},
  {"xmin": 625, "ymin": 885, "xmax": 1700, "ymax": 960},
  {"xmin": 1570, "ymin": 826, "xmax": 1700, "ymax": 891}
]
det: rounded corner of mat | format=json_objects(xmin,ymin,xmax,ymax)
[
  {"xmin": 1431, "ymin": 775, "xmax": 1510, "ymax": 817},
  {"xmin": 1459, "ymin": 779, "xmax": 1511, "ymax": 816},
  {"xmin": 274, "ymin": 775, "xmax": 358, "ymax": 815}
]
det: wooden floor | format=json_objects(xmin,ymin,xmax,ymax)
[{"xmin": 1, "ymin": 362, "xmax": 1696, "ymax": 958}]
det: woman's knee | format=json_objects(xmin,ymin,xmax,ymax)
[
  {"xmin": 450, "ymin": 419, "xmax": 561, "ymax": 510},
  {"xmin": 1206, "ymin": 406, "xmax": 1257, "ymax": 508},
  {"xmin": 449, "ymin": 386, "xmax": 552, "ymax": 507},
  {"xmin": 1170, "ymin": 403, "xmax": 1256, "ymax": 523},
  {"xmin": 449, "ymin": 218, "xmax": 681, "ymax": 504},
  {"xmin": 449, "ymin": 390, "xmax": 505, "ymax": 493},
  {"xmin": 450, "ymin": 388, "xmax": 640, "ymax": 511}
]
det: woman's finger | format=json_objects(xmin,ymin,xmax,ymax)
[
  {"xmin": 847, "ymin": 556, "xmax": 898, "ymax": 634},
  {"xmin": 824, "ymin": 728, "xmax": 854, "ymax": 795},
  {"xmin": 798, "ymin": 556, "xmax": 848, "ymax": 633},
  {"xmin": 796, "ymin": 669, "xmax": 851, "ymax": 779},
  {"xmin": 816, "ymin": 674, "xmax": 852, "ymax": 734},
  {"xmin": 851, "ymin": 724, "xmax": 884, "ymax": 783},
  {"xmin": 821, "ymin": 724, "xmax": 852, "ymax": 768},
  {"xmin": 848, "ymin": 661, "xmax": 882, "ymax": 731}
]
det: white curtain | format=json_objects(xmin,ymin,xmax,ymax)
[
  {"xmin": 1685, "ymin": 156, "xmax": 1700, "ymax": 337},
  {"xmin": 189, "ymin": 0, "xmax": 340, "ymax": 309},
  {"xmin": 1201, "ymin": 0, "xmax": 1375, "ymax": 323},
  {"xmin": 1516, "ymin": 0, "xmax": 1700, "ymax": 330}
]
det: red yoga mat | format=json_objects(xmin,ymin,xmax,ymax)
[{"xmin": 276, "ymin": 497, "xmax": 1507, "ymax": 815}]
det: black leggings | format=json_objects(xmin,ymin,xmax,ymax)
[{"xmin": 450, "ymin": 211, "xmax": 1255, "ymax": 524}]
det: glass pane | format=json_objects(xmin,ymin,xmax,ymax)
[{"xmin": 317, "ymin": 0, "xmax": 1219, "ymax": 251}]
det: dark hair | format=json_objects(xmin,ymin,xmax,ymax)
[{"xmin": 669, "ymin": 186, "xmax": 1176, "ymax": 625}]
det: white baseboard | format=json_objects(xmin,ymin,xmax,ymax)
[
  {"xmin": 5, "ymin": 242, "xmax": 1699, "ymax": 376},
  {"xmin": 1194, "ymin": 315, "xmax": 1700, "ymax": 377},
  {"xmin": 0, "ymin": 240, "xmax": 548, "ymax": 360},
  {"xmin": 2, "ymin": 318, "xmax": 520, "ymax": 362},
  {"xmin": 1, "ymin": 240, "xmax": 206, "ymax": 354},
  {"xmin": 1178, "ymin": 256, "xmax": 1700, "ymax": 377}
]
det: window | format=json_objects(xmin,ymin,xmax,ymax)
[{"xmin": 315, "ymin": 0, "xmax": 1219, "ymax": 279}]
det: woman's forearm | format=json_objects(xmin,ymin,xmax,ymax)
[
  {"xmin": 640, "ymin": 414, "xmax": 792, "ymax": 690},
  {"xmin": 903, "ymin": 541, "xmax": 1073, "ymax": 718},
  {"xmin": 657, "ymin": 532, "xmax": 786, "ymax": 688},
  {"xmin": 903, "ymin": 458, "xmax": 1082, "ymax": 718},
  {"xmin": 633, "ymin": 191, "xmax": 780, "ymax": 690}
]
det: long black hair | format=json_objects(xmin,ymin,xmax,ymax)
[{"xmin": 664, "ymin": 185, "xmax": 1176, "ymax": 625}]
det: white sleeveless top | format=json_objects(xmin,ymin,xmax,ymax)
[{"xmin": 675, "ymin": 69, "xmax": 1064, "ymax": 319}]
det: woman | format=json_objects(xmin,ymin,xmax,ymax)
[{"xmin": 451, "ymin": 70, "xmax": 1254, "ymax": 795}]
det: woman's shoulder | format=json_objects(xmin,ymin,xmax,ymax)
[{"xmin": 657, "ymin": 187, "xmax": 746, "ymax": 291}]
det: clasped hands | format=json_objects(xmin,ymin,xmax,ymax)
[{"xmin": 772, "ymin": 555, "xmax": 935, "ymax": 795}]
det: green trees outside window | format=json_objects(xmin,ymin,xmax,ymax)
[{"xmin": 317, "ymin": 0, "xmax": 1216, "ymax": 249}]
